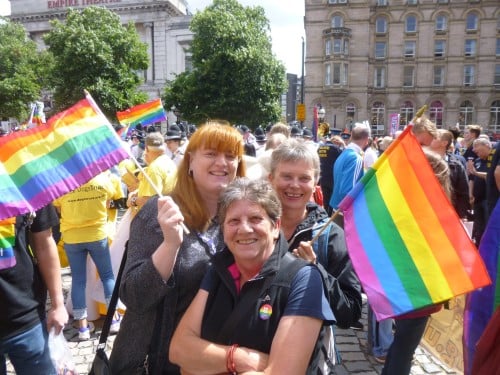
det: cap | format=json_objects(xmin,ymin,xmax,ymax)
[
  {"xmin": 240, "ymin": 125, "xmax": 250, "ymax": 133},
  {"xmin": 164, "ymin": 125, "xmax": 182, "ymax": 141},
  {"xmin": 254, "ymin": 127, "xmax": 267, "ymax": 142},
  {"xmin": 302, "ymin": 128, "xmax": 313, "ymax": 139},
  {"xmin": 290, "ymin": 126, "xmax": 302, "ymax": 137}
]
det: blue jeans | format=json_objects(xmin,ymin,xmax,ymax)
[
  {"xmin": 0, "ymin": 322, "xmax": 56, "ymax": 375},
  {"xmin": 382, "ymin": 315, "xmax": 429, "ymax": 375},
  {"xmin": 368, "ymin": 306, "xmax": 394, "ymax": 357},
  {"xmin": 64, "ymin": 238, "xmax": 115, "ymax": 320}
]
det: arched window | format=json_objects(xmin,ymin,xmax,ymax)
[
  {"xmin": 371, "ymin": 101, "xmax": 385, "ymax": 135},
  {"xmin": 376, "ymin": 17, "xmax": 387, "ymax": 34},
  {"xmin": 331, "ymin": 15, "xmax": 343, "ymax": 28},
  {"xmin": 405, "ymin": 15, "xmax": 417, "ymax": 33},
  {"xmin": 429, "ymin": 101, "xmax": 444, "ymax": 128},
  {"xmin": 435, "ymin": 15, "xmax": 447, "ymax": 32},
  {"xmin": 400, "ymin": 101, "xmax": 414, "ymax": 127},
  {"xmin": 346, "ymin": 103, "xmax": 356, "ymax": 126},
  {"xmin": 459, "ymin": 100, "xmax": 474, "ymax": 126},
  {"xmin": 490, "ymin": 100, "xmax": 500, "ymax": 134},
  {"xmin": 466, "ymin": 13, "xmax": 478, "ymax": 31}
]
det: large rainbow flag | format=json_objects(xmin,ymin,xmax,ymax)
[
  {"xmin": 116, "ymin": 98, "xmax": 167, "ymax": 127},
  {"xmin": 0, "ymin": 97, "xmax": 129, "ymax": 220},
  {"xmin": 463, "ymin": 201, "xmax": 500, "ymax": 374},
  {"xmin": 338, "ymin": 126, "xmax": 490, "ymax": 320}
]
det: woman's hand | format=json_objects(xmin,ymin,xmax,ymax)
[
  {"xmin": 157, "ymin": 196, "xmax": 184, "ymax": 248},
  {"xmin": 292, "ymin": 241, "xmax": 317, "ymax": 264}
]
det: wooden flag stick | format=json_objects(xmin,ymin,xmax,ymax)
[{"xmin": 310, "ymin": 209, "xmax": 342, "ymax": 245}]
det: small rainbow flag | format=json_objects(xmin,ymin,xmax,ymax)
[
  {"xmin": 0, "ymin": 96, "xmax": 129, "ymax": 220},
  {"xmin": 338, "ymin": 126, "xmax": 491, "ymax": 320},
  {"xmin": 116, "ymin": 98, "xmax": 167, "ymax": 127}
]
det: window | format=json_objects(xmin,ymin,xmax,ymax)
[
  {"xmin": 377, "ymin": 0, "xmax": 387, "ymax": 5},
  {"xmin": 435, "ymin": 15, "xmax": 447, "ymax": 32},
  {"xmin": 332, "ymin": 63, "xmax": 348, "ymax": 85},
  {"xmin": 405, "ymin": 15, "xmax": 417, "ymax": 33},
  {"xmin": 326, "ymin": 40, "xmax": 332, "ymax": 56},
  {"xmin": 374, "ymin": 67, "xmax": 386, "ymax": 88},
  {"xmin": 407, "ymin": 0, "xmax": 417, "ymax": 4},
  {"xmin": 465, "ymin": 39, "xmax": 477, "ymax": 57},
  {"xmin": 404, "ymin": 41, "xmax": 416, "ymax": 57},
  {"xmin": 466, "ymin": 13, "xmax": 478, "ymax": 31},
  {"xmin": 375, "ymin": 42, "xmax": 386, "ymax": 59},
  {"xmin": 430, "ymin": 101, "xmax": 444, "ymax": 127},
  {"xmin": 346, "ymin": 103, "xmax": 356, "ymax": 120},
  {"xmin": 325, "ymin": 65, "xmax": 331, "ymax": 86},
  {"xmin": 490, "ymin": 100, "xmax": 500, "ymax": 134},
  {"xmin": 371, "ymin": 101, "xmax": 385, "ymax": 135},
  {"xmin": 400, "ymin": 101, "xmax": 414, "ymax": 126},
  {"xmin": 437, "ymin": 0, "xmax": 448, "ymax": 3},
  {"xmin": 496, "ymin": 38, "xmax": 500, "ymax": 56},
  {"xmin": 331, "ymin": 15, "xmax": 343, "ymax": 28},
  {"xmin": 433, "ymin": 66, "xmax": 445, "ymax": 86},
  {"xmin": 403, "ymin": 66, "xmax": 414, "ymax": 87},
  {"xmin": 333, "ymin": 38, "xmax": 342, "ymax": 54},
  {"xmin": 434, "ymin": 40, "xmax": 446, "ymax": 57},
  {"xmin": 376, "ymin": 17, "xmax": 387, "ymax": 34},
  {"xmin": 459, "ymin": 100, "xmax": 474, "ymax": 126},
  {"xmin": 328, "ymin": 0, "xmax": 347, "ymax": 4},
  {"xmin": 495, "ymin": 64, "xmax": 500, "ymax": 86},
  {"xmin": 464, "ymin": 65, "xmax": 475, "ymax": 86},
  {"xmin": 343, "ymin": 39, "xmax": 350, "ymax": 55}
]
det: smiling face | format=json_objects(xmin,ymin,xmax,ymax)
[
  {"xmin": 223, "ymin": 199, "xmax": 280, "ymax": 265},
  {"xmin": 189, "ymin": 147, "xmax": 239, "ymax": 197},
  {"xmin": 269, "ymin": 159, "xmax": 316, "ymax": 212}
]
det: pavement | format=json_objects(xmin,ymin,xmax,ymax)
[{"xmin": 7, "ymin": 266, "xmax": 460, "ymax": 374}]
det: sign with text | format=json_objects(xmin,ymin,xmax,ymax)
[{"xmin": 296, "ymin": 103, "xmax": 306, "ymax": 122}]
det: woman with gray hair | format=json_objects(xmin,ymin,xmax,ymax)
[
  {"xmin": 269, "ymin": 138, "xmax": 362, "ymax": 329},
  {"xmin": 170, "ymin": 177, "xmax": 334, "ymax": 374}
]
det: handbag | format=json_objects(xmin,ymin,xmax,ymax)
[{"xmin": 88, "ymin": 242, "xmax": 128, "ymax": 375}]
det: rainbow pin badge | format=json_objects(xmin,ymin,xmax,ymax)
[{"xmin": 259, "ymin": 303, "xmax": 273, "ymax": 320}]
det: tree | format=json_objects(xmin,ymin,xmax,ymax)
[
  {"xmin": 0, "ymin": 17, "xmax": 45, "ymax": 120},
  {"xmin": 163, "ymin": 0, "xmax": 287, "ymax": 127},
  {"xmin": 44, "ymin": 6, "xmax": 149, "ymax": 119}
]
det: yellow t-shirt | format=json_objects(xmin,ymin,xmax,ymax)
[
  {"xmin": 137, "ymin": 154, "xmax": 177, "ymax": 197},
  {"xmin": 53, "ymin": 172, "xmax": 123, "ymax": 244}
]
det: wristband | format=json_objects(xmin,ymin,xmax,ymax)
[{"xmin": 226, "ymin": 344, "xmax": 239, "ymax": 375}]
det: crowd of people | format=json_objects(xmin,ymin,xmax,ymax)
[{"xmin": 1, "ymin": 114, "xmax": 499, "ymax": 375}]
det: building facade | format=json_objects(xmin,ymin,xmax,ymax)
[
  {"xmin": 8, "ymin": 0, "xmax": 193, "ymax": 126},
  {"xmin": 304, "ymin": 0, "xmax": 500, "ymax": 137}
]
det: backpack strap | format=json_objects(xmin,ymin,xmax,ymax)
[{"xmin": 311, "ymin": 220, "xmax": 331, "ymax": 269}]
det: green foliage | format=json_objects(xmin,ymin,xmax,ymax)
[
  {"xmin": 163, "ymin": 0, "xmax": 286, "ymax": 127},
  {"xmin": 44, "ymin": 6, "xmax": 149, "ymax": 119},
  {"xmin": 0, "ymin": 17, "xmax": 44, "ymax": 120}
]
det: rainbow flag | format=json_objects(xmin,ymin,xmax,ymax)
[
  {"xmin": 463, "ymin": 201, "xmax": 500, "ymax": 374},
  {"xmin": 116, "ymin": 98, "xmax": 167, "ymax": 127},
  {"xmin": 338, "ymin": 126, "xmax": 491, "ymax": 320},
  {"xmin": 0, "ymin": 97, "xmax": 129, "ymax": 220}
]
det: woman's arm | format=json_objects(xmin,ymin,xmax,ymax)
[
  {"xmin": 170, "ymin": 289, "xmax": 269, "ymax": 375},
  {"xmin": 240, "ymin": 315, "xmax": 322, "ymax": 375}
]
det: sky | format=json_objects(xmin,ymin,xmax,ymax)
[{"xmin": 0, "ymin": 0, "xmax": 304, "ymax": 75}]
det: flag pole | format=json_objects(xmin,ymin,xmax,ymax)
[
  {"xmin": 310, "ymin": 209, "xmax": 342, "ymax": 245},
  {"xmin": 84, "ymin": 90, "xmax": 190, "ymax": 234}
]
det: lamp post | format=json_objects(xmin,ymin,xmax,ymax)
[{"xmin": 300, "ymin": 36, "xmax": 305, "ymax": 127}]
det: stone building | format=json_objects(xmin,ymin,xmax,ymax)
[
  {"xmin": 304, "ymin": 0, "xmax": 500, "ymax": 137},
  {"xmin": 8, "ymin": 0, "xmax": 193, "ymax": 125}
]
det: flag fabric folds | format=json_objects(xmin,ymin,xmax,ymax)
[
  {"xmin": 338, "ymin": 126, "xmax": 491, "ymax": 321},
  {"xmin": 0, "ymin": 97, "xmax": 129, "ymax": 220},
  {"xmin": 463, "ymin": 201, "xmax": 500, "ymax": 374},
  {"xmin": 116, "ymin": 98, "xmax": 167, "ymax": 127}
]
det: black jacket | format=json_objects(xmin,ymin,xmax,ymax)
[
  {"xmin": 287, "ymin": 202, "xmax": 362, "ymax": 328},
  {"xmin": 447, "ymin": 152, "xmax": 470, "ymax": 218}
]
